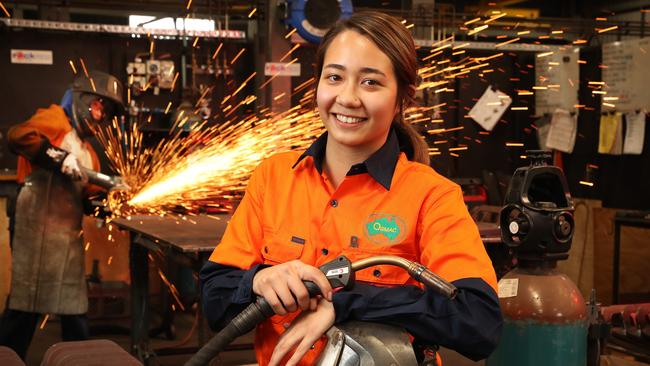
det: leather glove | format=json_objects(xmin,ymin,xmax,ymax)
[{"xmin": 61, "ymin": 154, "xmax": 87, "ymax": 182}]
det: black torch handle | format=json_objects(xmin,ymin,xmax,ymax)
[{"xmin": 256, "ymin": 280, "xmax": 322, "ymax": 315}]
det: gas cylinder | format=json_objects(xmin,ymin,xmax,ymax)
[
  {"xmin": 487, "ymin": 151, "xmax": 588, "ymax": 365},
  {"xmin": 487, "ymin": 262, "xmax": 587, "ymax": 365}
]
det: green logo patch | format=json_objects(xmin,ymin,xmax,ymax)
[{"xmin": 364, "ymin": 213, "xmax": 407, "ymax": 245}]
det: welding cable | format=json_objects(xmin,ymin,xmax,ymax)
[{"xmin": 184, "ymin": 282, "xmax": 321, "ymax": 366}]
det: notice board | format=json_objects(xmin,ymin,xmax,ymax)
[{"xmin": 602, "ymin": 37, "xmax": 650, "ymax": 112}]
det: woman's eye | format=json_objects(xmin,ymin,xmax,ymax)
[
  {"xmin": 362, "ymin": 79, "xmax": 379, "ymax": 86},
  {"xmin": 326, "ymin": 74, "xmax": 341, "ymax": 82}
]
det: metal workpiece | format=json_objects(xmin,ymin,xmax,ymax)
[{"xmin": 317, "ymin": 322, "xmax": 419, "ymax": 366}]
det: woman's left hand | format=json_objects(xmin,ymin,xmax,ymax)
[{"xmin": 268, "ymin": 297, "xmax": 335, "ymax": 366}]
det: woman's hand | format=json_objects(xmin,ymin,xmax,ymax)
[
  {"xmin": 252, "ymin": 259, "xmax": 333, "ymax": 315},
  {"xmin": 269, "ymin": 298, "xmax": 335, "ymax": 366}
]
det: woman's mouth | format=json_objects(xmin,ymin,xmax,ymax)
[{"xmin": 334, "ymin": 113, "xmax": 366, "ymax": 124}]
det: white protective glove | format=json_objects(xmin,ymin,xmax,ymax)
[{"xmin": 61, "ymin": 154, "xmax": 87, "ymax": 181}]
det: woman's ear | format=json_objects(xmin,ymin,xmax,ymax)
[{"xmin": 408, "ymin": 84, "xmax": 417, "ymax": 98}]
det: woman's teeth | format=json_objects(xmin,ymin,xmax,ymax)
[{"xmin": 335, "ymin": 114, "xmax": 365, "ymax": 124}]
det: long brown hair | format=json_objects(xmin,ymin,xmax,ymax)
[{"xmin": 314, "ymin": 10, "xmax": 429, "ymax": 164}]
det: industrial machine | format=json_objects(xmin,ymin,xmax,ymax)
[{"xmin": 487, "ymin": 150, "xmax": 588, "ymax": 366}]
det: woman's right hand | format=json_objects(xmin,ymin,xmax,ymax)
[{"xmin": 252, "ymin": 260, "xmax": 333, "ymax": 315}]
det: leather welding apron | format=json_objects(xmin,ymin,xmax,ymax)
[{"xmin": 8, "ymin": 130, "xmax": 93, "ymax": 315}]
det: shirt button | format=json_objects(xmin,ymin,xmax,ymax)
[
  {"xmin": 373, "ymin": 269, "xmax": 382, "ymax": 277},
  {"xmin": 330, "ymin": 199, "xmax": 338, "ymax": 207},
  {"xmin": 321, "ymin": 248, "xmax": 329, "ymax": 255}
]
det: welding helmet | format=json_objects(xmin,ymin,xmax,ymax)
[{"xmin": 70, "ymin": 71, "xmax": 125, "ymax": 137}]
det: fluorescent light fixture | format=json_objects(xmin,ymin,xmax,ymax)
[
  {"xmin": 176, "ymin": 18, "xmax": 215, "ymax": 32},
  {"xmin": 129, "ymin": 15, "xmax": 215, "ymax": 32},
  {"xmin": 129, "ymin": 15, "xmax": 175, "ymax": 30}
]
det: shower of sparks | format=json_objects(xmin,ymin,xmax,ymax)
[
  {"xmin": 212, "ymin": 43, "xmax": 223, "ymax": 60},
  {"xmin": 79, "ymin": 58, "xmax": 89, "ymax": 77},
  {"xmin": 39, "ymin": 314, "xmax": 50, "ymax": 330},
  {"xmin": 285, "ymin": 28, "xmax": 297, "ymax": 39},
  {"xmin": 0, "ymin": 2, "xmax": 10, "ymax": 17},
  {"xmin": 126, "ymin": 107, "xmax": 323, "ymax": 211},
  {"xmin": 230, "ymin": 48, "xmax": 246, "ymax": 65}
]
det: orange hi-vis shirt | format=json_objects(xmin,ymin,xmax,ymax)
[
  {"xmin": 208, "ymin": 131, "xmax": 498, "ymax": 365},
  {"xmin": 8, "ymin": 104, "xmax": 101, "ymax": 187}
]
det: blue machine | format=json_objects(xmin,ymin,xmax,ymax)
[{"xmin": 282, "ymin": 0, "xmax": 353, "ymax": 43}]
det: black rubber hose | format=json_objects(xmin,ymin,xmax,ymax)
[{"xmin": 184, "ymin": 281, "xmax": 322, "ymax": 366}]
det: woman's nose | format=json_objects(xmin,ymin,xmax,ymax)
[{"xmin": 335, "ymin": 83, "xmax": 361, "ymax": 107}]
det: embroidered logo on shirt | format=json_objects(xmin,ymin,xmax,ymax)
[
  {"xmin": 291, "ymin": 236, "xmax": 306, "ymax": 245},
  {"xmin": 364, "ymin": 213, "xmax": 407, "ymax": 245}
]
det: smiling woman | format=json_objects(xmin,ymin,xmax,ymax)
[{"xmin": 201, "ymin": 10, "xmax": 502, "ymax": 366}]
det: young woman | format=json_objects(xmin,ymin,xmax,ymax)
[{"xmin": 200, "ymin": 11, "xmax": 502, "ymax": 366}]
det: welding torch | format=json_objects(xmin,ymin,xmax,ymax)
[{"xmin": 185, "ymin": 255, "xmax": 458, "ymax": 366}]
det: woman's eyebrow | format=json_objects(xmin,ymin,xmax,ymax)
[
  {"xmin": 324, "ymin": 63, "xmax": 345, "ymax": 71},
  {"xmin": 323, "ymin": 64, "xmax": 386, "ymax": 77},
  {"xmin": 359, "ymin": 67, "xmax": 386, "ymax": 77}
]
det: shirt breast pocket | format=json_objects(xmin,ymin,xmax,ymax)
[
  {"xmin": 345, "ymin": 242, "xmax": 419, "ymax": 286},
  {"xmin": 260, "ymin": 226, "xmax": 304, "ymax": 265}
]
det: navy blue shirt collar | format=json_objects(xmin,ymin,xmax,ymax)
[{"xmin": 292, "ymin": 129, "xmax": 400, "ymax": 190}]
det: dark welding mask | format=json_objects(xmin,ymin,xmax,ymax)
[
  {"xmin": 71, "ymin": 71, "xmax": 125, "ymax": 137},
  {"xmin": 499, "ymin": 150, "xmax": 575, "ymax": 262}
]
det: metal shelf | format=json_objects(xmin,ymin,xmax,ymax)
[{"xmin": 0, "ymin": 18, "xmax": 246, "ymax": 39}]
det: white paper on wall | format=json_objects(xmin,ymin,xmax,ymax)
[
  {"xmin": 623, "ymin": 110, "xmax": 646, "ymax": 154},
  {"xmin": 545, "ymin": 109, "xmax": 578, "ymax": 153},
  {"xmin": 469, "ymin": 86, "xmax": 512, "ymax": 131}
]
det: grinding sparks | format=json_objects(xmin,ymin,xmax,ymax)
[
  {"xmin": 39, "ymin": 314, "xmax": 50, "ymax": 330},
  {"xmin": 127, "ymin": 109, "xmax": 323, "ymax": 210},
  {"xmin": 94, "ymin": 90, "xmax": 326, "ymax": 214},
  {"xmin": 69, "ymin": 60, "xmax": 77, "ymax": 74},
  {"xmin": 285, "ymin": 28, "xmax": 297, "ymax": 39},
  {"xmin": 0, "ymin": 2, "xmax": 10, "ymax": 17},
  {"xmin": 230, "ymin": 48, "xmax": 246, "ymax": 65}
]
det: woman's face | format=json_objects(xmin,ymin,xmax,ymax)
[{"xmin": 316, "ymin": 30, "xmax": 399, "ymax": 153}]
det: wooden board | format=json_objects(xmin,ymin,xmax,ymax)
[
  {"xmin": 557, "ymin": 198, "xmax": 602, "ymax": 299},
  {"xmin": 0, "ymin": 198, "xmax": 10, "ymax": 313},
  {"xmin": 593, "ymin": 208, "xmax": 650, "ymax": 305}
]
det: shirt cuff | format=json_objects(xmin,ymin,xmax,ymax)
[{"xmin": 232, "ymin": 263, "xmax": 271, "ymax": 304}]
